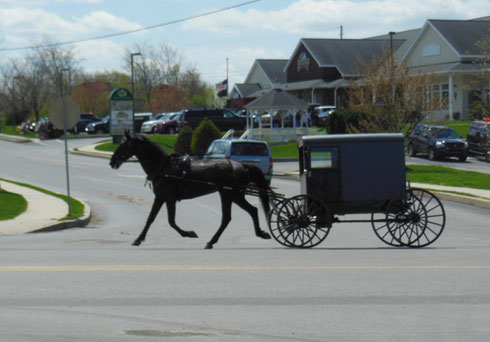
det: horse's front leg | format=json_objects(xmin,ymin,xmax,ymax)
[
  {"xmin": 205, "ymin": 194, "xmax": 232, "ymax": 249},
  {"xmin": 166, "ymin": 200, "xmax": 198, "ymax": 238},
  {"xmin": 133, "ymin": 197, "xmax": 164, "ymax": 246}
]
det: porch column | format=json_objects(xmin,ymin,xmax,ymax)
[
  {"xmin": 449, "ymin": 73, "xmax": 454, "ymax": 121},
  {"xmin": 334, "ymin": 88, "xmax": 338, "ymax": 107}
]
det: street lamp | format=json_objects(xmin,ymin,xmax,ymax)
[{"xmin": 130, "ymin": 52, "xmax": 141, "ymax": 133}]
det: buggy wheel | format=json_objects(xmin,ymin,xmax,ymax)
[
  {"xmin": 268, "ymin": 195, "xmax": 331, "ymax": 248},
  {"xmin": 371, "ymin": 212, "xmax": 404, "ymax": 247},
  {"xmin": 386, "ymin": 189, "xmax": 446, "ymax": 248}
]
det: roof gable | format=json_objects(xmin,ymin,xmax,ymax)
[
  {"xmin": 244, "ymin": 59, "xmax": 287, "ymax": 86},
  {"xmin": 429, "ymin": 19, "xmax": 490, "ymax": 56},
  {"xmin": 286, "ymin": 38, "xmax": 405, "ymax": 77}
]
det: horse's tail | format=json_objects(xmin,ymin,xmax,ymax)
[{"xmin": 244, "ymin": 164, "xmax": 271, "ymax": 218}]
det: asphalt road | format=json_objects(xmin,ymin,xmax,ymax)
[{"xmin": 1, "ymin": 138, "xmax": 490, "ymax": 341}]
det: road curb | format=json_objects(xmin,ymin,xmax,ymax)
[{"xmin": 31, "ymin": 198, "xmax": 92, "ymax": 233}]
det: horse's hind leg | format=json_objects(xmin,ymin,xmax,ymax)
[
  {"xmin": 166, "ymin": 201, "xmax": 198, "ymax": 238},
  {"xmin": 234, "ymin": 194, "xmax": 271, "ymax": 240},
  {"xmin": 133, "ymin": 197, "xmax": 164, "ymax": 246},
  {"xmin": 205, "ymin": 195, "xmax": 232, "ymax": 249}
]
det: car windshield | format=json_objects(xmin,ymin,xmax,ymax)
[
  {"xmin": 432, "ymin": 128, "xmax": 459, "ymax": 139},
  {"xmin": 231, "ymin": 142, "xmax": 269, "ymax": 156}
]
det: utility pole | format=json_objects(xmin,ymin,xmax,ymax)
[{"xmin": 340, "ymin": 25, "xmax": 343, "ymax": 39}]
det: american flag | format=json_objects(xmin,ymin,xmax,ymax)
[{"xmin": 215, "ymin": 79, "xmax": 228, "ymax": 97}]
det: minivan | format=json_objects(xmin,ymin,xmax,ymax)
[
  {"xmin": 179, "ymin": 108, "xmax": 246, "ymax": 131},
  {"xmin": 204, "ymin": 139, "xmax": 273, "ymax": 184}
]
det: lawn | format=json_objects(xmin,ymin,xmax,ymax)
[
  {"xmin": 0, "ymin": 179, "xmax": 85, "ymax": 221},
  {"xmin": 0, "ymin": 190, "xmax": 28, "ymax": 220},
  {"xmin": 406, "ymin": 165, "xmax": 490, "ymax": 190}
]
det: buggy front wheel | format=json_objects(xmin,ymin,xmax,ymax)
[
  {"xmin": 268, "ymin": 195, "xmax": 331, "ymax": 248},
  {"xmin": 387, "ymin": 188, "xmax": 446, "ymax": 247}
]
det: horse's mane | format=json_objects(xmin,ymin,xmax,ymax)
[{"xmin": 134, "ymin": 134, "xmax": 169, "ymax": 160}]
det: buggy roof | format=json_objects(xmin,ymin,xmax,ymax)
[{"xmin": 299, "ymin": 133, "xmax": 404, "ymax": 147}]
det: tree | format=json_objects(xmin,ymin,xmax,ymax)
[
  {"xmin": 191, "ymin": 117, "xmax": 221, "ymax": 156},
  {"xmin": 346, "ymin": 51, "xmax": 442, "ymax": 135},
  {"xmin": 72, "ymin": 76, "xmax": 112, "ymax": 115},
  {"xmin": 149, "ymin": 84, "xmax": 189, "ymax": 113},
  {"xmin": 174, "ymin": 125, "xmax": 194, "ymax": 155}
]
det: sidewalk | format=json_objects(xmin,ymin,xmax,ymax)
[{"xmin": 0, "ymin": 180, "xmax": 91, "ymax": 235}]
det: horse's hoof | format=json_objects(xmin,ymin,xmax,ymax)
[
  {"xmin": 187, "ymin": 231, "xmax": 198, "ymax": 238},
  {"xmin": 258, "ymin": 231, "xmax": 271, "ymax": 239},
  {"xmin": 132, "ymin": 240, "xmax": 141, "ymax": 246},
  {"xmin": 204, "ymin": 243, "xmax": 213, "ymax": 249}
]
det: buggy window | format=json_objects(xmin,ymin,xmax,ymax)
[
  {"xmin": 310, "ymin": 148, "xmax": 338, "ymax": 169},
  {"xmin": 231, "ymin": 142, "xmax": 268, "ymax": 156}
]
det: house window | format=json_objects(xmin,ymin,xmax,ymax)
[
  {"xmin": 431, "ymin": 83, "xmax": 449, "ymax": 109},
  {"xmin": 423, "ymin": 43, "xmax": 441, "ymax": 57}
]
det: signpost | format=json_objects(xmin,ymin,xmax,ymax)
[
  {"xmin": 109, "ymin": 88, "xmax": 133, "ymax": 143},
  {"xmin": 49, "ymin": 93, "xmax": 80, "ymax": 217}
]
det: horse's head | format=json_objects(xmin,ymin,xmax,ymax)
[{"xmin": 110, "ymin": 130, "xmax": 136, "ymax": 169}]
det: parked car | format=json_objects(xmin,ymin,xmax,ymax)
[
  {"xmin": 407, "ymin": 124, "xmax": 468, "ymax": 161},
  {"xmin": 467, "ymin": 119, "xmax": 490, "ymax": 161},
  {"xmin": 179, "ymin": 108, "xmax": 246, "ymax": 131},
  {"xmin": 134, "ymin": 112, "xmax": 153, "ymax": 133},
  {"xmin": 314, "ymin": 106, "xmax": 336, "ymax": 126},
  {"xmin": 141, "ymin": 113, "xmax": 173, "ymax": 134},
  {"xmin": 85, "ymin": 115, "xmax": 110, "ymax": 134},
  {"xmin": 260, "ymin": 110, "xmax": 294, "ymax": 128},
  {"xmin": 73, "ymin": 113, "xmax": 101, "ymax": 133},
  {"xmin": 154, "ymin": 112, "xmax": 182, "ymax": 134},
  {"xmin": 204, "ymin": 139, "xmax": 273, "ymax": 184}
]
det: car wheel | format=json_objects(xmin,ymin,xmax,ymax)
[
  {"xmin": 408, "ymin": 144, "xmax": 416, "ymax": 157},
  {"xmin": 151, "ymin": 127, "xmax": 156, "ymax": 134},
  {"xmin": 428, "ymin": 148, "xmax": 436, "ymax": 161},
  {"xmin": 459, "ymin": 154, "xmax": 467, "ymax": 162},
  {"xmin": 167, "ymin": 127, "xmax": 176, "ymax": 134},
  {"xmin": 96, "ymin": 128, "xmax": 104, "ymax": 135}
]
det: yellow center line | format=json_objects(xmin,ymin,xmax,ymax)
[{"xmin": 0, "ymin": 265, "xmax": 489, "ymax": 272}]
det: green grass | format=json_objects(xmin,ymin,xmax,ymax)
[
  {"xmin": 0, "ymin": 190, "xmax": 28, "ymax": 220},
  {"xmin": 0, "ymin": 179, "xmax": 85, "ymax": 221},
  {"xmin": 437, "ymin": 120, "xmax": 471, "ymax": 138},
  {"xmin": 96, "ymin": 135, "xmax": 177, "ymax": 154},
  {"xmin": 406, "ymin": 165, "xmax": 490, "ymax": 190}
]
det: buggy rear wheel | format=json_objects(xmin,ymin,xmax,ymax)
[
  {"xmin": 386, "ymin": 188, "xmax": 446, "ymax": 247},
  {"xmin": 371, "ymin": 212, "xmax": 404, "ymax": 247},
  {"xmin": 268, "ymin": 195, "xmax": 331, "ymax": 248}
]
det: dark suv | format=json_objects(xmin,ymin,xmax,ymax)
[
  {"xmin": 407, "ymin": 124, "xmax": 468, "ymax": 161},
  {"xmin": 73, "ymin": 113, "xmax": 101, "ymax": 133},
  {"xmin": 467, "ymin": 120, "xmax": 490, "ymax": 161},
  {"xmin": 178, "ymin": 108, "xmax": 246, "ymax": 131}
]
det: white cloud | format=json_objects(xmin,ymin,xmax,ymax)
[
  {"xmin": 0, "ymin": 7, "xmax": 143, "ymax": 49},
  {"xmin": 182, "ymin": 0, "xmax": 490, "ymax": 38}
]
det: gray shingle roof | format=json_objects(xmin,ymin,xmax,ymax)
[
  {"xmin": 255, "ymin": 59, "xmax": 288, "ymax": 84},
  {"xmin": 233, "ymin": 83, "xmax": 262, "ymax": 98},
  {"xmin": 429, "ymin": 20, "xmax": 490, "ymax": 56},
  {"xmin": 300, "ymin": 38, "xmax": 406, "ymax": 76},
  {"xmin": 245, "ymin": 89, "xmax": 309, "ymax": 110}
]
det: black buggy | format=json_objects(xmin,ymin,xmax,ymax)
[{"xmin": 267, "ymin": 133, "xmax": 446, "ymax": 248}]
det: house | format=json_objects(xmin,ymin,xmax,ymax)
[
  {"xmin": 281, "ymin": 38, "xmax": 405, "ymax": 107},
  {"xmin": 230, "ymin": 59, "xmax": 287, "ymax": 110},
  {"xmin": 233, "ymin": 16, "xmax": 489, "ymax": 120},
  {"xmin": 401, "ymin": 18, "xmax": 490, "ymax": 120}
]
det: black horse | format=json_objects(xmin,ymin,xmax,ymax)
[{"xmin": 109, "ymin": 131, "xmax": 271, "ymax": 249}]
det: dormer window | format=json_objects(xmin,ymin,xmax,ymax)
[{"xmin": 423, "ymin": 43, "xmax": 441, "ymax": 57}]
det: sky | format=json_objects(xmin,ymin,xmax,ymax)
[{"xmin": 0, "ymin": 0, "xmax": 488, "ymax": 90}]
